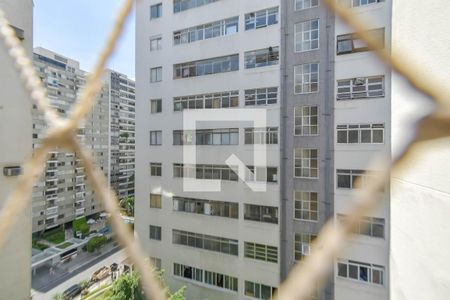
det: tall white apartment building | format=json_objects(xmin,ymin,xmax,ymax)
[
  {"xmin": 137, "ymin": 0, "xmax": 450, "ymax": 300},
  {"xmin": 0, "ymin": 1, "xmax": 33, "ymax": 299},
  {"xmin": 136, "ymin": 1, "xmax": 281, "ymax": 299},
  {"xmin": 31, "ymin": 48, "xmax": 135, "ymax": 234}
]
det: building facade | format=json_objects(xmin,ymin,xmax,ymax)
[
  {"xmin": 280, "ymin": 0, "xmax": 335, "ymax": 299},
  {"xmin": 31, "ymin": 48, "xmax": 135, "ymax": 234},
  {"xmin": 135, "ymin": 0, "xmax": 410, "ymax": 300},
  {"xmin": 0, "ymin": 1, "xmax": 33, "ymax": 299},
  {"xmin": 136, "ymin": 1, "xmax": 281, "ymax": 299},
  {"xmin": 105, "ymin": 70, "xmax": 136, "ymax": 200}
]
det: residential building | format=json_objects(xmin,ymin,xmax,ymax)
[
  {"xmin": 105, "ymin": 70, "xmax": 136, "ymax": 200},
  {"xmin": 0, "ymin": 1, "xmax": 33, "ymax": 299},
  {"xmin": 136, "ymin": 1, "xmax": 281, "ymax": 299},
  {"xmin": 31, "ymin": 48, "xmax": 135, "ymax": 234},
  {"xmin": 136, "ymin": 0, "xmax": 449, "ymax": 300}
]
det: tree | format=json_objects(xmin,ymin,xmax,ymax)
[
  {"xmin": 119, "ymin": 196, "xmax": 134, "ymax": 217},
  {"xmin": 104, "ymin": 270, "xmax": 186, "ymax": 300},
  {"xmin": 86, "ymin": 236, "xmax": 107, "ymax": 253},
  {"xmin": 73, "ymin": 217, "xmax": 90, "ymax": 237},
  {"xmin": 52, "ymin": 293, "xmax": 63, "ymax": 300}
]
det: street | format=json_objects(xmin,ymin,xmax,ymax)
[{"xmin": 31, "ymin": 249, "xmax": 126, "ymax": 300}]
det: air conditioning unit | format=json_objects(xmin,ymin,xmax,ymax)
[
  {"xmin": 3, "ymin": 166, "xmax": 22, "ymax": 177},
  {"xmin": 353, "ymin": 78, "xmax": 365, "ymax": 85}
]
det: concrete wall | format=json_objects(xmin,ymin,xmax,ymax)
[
  {"xmin": 136, "ymin": 0, "xmax": 281, "ymax": 299},
  {"xmin": 390, "ymin": 0, "xmax": 450, "ymax": 299},
  {"xmin": 280, "ymin": 1, "xmax": 335, "ymax": 299},
  {"xmin": 0, "ymin": 0, "xmax": 33, "ymax": 299}
]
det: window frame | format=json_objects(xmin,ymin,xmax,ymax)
[
  {"xmin": 294, "ymin": 63, "xmax": 319, "ymax": 94},
  {"xmin": 149, "ymin": 225, "xmax": 162, "ymax": 240},
  {"xmin": 150, "ymin": 35, "xmax": 162, "ymax": 51},
  {"xmin": 150, "ymin": 130, "xmax": 162, "ymax": 145},
  {"xmin": 294, "ymin": 105, "xmax": 319, "ymax": 136},
  {"xmin": 294, "ymin": 19, "xmax": 320, "ymax": 53},
  {"xmin": 294, "ymin": 148, "xmax": 319, "ymax": 179},
  {"xmin": 150, "ymin": 3, "xmax": 162, "ymax": 19},
  {"xmin": 294, "ymin": 0, "xmax": 319, "ymax": 11},
  {"xmin": 244, "ymin": 47, "xmax": 279, "ymax": 69},
  {"xmin": 150, "ymin": 162, "xmax": 162, "ymax": 176},
  {"xmin": 294, "ymin": 191, "xmax": 318, "ymax": 222},
  {"xmin": 150, "ymin": 99, "xmax": 162, "ymax": 113},
  {"xmin": 150, "ymin": 67, "xmax": 162, "ymax": 83}
]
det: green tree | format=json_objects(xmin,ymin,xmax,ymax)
[
  {"xmin": 119, "ymin": 196, "xmax": 135, "ymax": 217},
  {"xmin": 105, "ymin": 270, "xmax": 186, "ymax": 300},
  {"xmin": 86, "ymin": 236, "xmax": 107, "ymax": 253},
  {"xmin": 52, "ymin": 293, "xmax": 63, "ymax": 300},
  {"xmin": 73, "ymin": 217, "xmax": 90, "ymax": 237}
]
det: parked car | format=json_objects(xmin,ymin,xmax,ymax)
[
  {"xmin": 90, "ymin": 266, "xmax": 111, "ymax": 282},
  {"xmin": 63, "ymin": 284, "xmax": 82, "ymax": 299}
]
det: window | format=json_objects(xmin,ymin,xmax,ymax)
[
  {"xmin": 149, "ymin": 225, "xmax": 162, "ymax": 240},
  {"xmin": 246, "ymin": 166, "xmax": 278, "ymax": 183},
  {"xmin": 244, "ymin": 204, "xmax": 278, "ymax": 224},
  {"xmin": 150, "ymin": 36, "xmax": 162, "ymax": 51},
  {"xmin": 196, "ymin": 128, "xmax": 239, "ymax": 145},
  {"xmin": 150, "ymin": 99, "xmax": 162, "ymax": 113},
  {"xmin": 173, "ymin": 17, "xmax": 238, "ymax": 45},
  {"xmin": 245, "ymin": 47, "xmax": 279, "ymax": 69},
  {"xmin": 337, "ymin": 28, "xmax": 385, "ymax": 55},
  {"xmin": 337, "ymin": 260, "xmax": 384, "ymax": 285},
  {"xmin": 150, "ymin": 131, "xmax": 162, "ymax": 145},
  {"xmin": 173, "ymin": 196, "xmax": 238, "ymax": 218},
  {"xmin": 295, "ymin": 0, "xmax": 319, "ymax": 11},
  {"xmin": 173, "ymin": 0, "xmax": 219, "ymax": 13},
  {"xmin": 150, "ymin": 162, "xmax": 162, "ymax": 176},
  {"xmin": 294, "ymin": 63, "xmax": 319, "ymax": 94},
  {"xmin": 295, "ymin": 19, "xmax": 319, "ymax": 52},
  {"xmin": 294, "ymin": 149, "xmax": 318, "ymax": 178},
  {"xmin": 245, "ymin": 281, "xmax": 277, "ymax": 300},
  {"xmin": 150, "ymin": 194, "xmax": 162, "ymax": 208},
  {"xmin": 244, "ymin": 87, "xmax": 278, "ymax": 106},
  {"xmin": 294, "ymin": 233, "xmax": 317, "ymax": 261},
  {"xmin": 150, "ymin": 67, "xmax": 162, "ymax": 82},
  {"xmin": 294, "ymin": 106, "xmax": 318, "ymax": 136},
  {"xmin": 338, "ymin": 214, "xmax": 385, "ymax": 238},
  {"xmin": 173, "ymin": 130, "xmax": 194, "ymax": 145},
  {"xmin": 174, "ymin": 90, "xmax": 238, "ymax": 111},
  {"xmin": 174, "ymin": 263, "xmax": 203, "ymax": 282},
  {"xmin": 337, "ymin": 124, "xmax": 384, "ymax": 144},
  {"xmin": 174, "ymin": 54, "xmax": 239, "ymax": 79},
  {"xmin": 336, "ymin": 169, "xmax": 375, "ymax": 189},
  {"xmin": 337, "ymin": 76, "xmax": 384, "ymax": 100},
  {"xmin": 352, "ymin": 0, "xmax": 384, "ymax": 7},
  {"xmin": 244, "ymin": 242, "xmax": 278, "ymax": 263},
  {"xmin": 294, "ymin": 191, "xmax": 318, "ymax": 221},
  {"xmin": 149, "ymin": 257, "xmax": 162, "ymax": 270},
  {"xmin": 173, "ymin": 163, "xmax": 239, "ymax": 181},
  {"xmin": 150, "ymin": 3, "xmax": 162, "ymax": 19},
  {"xmin": 244, "ymin": 127, "xmax": 278, "ymax": 144},
  {"xmin": 174, "ymin": 263, "xmax": 238, "ymax": 292},
  {"xmin": 245, "ymin": 7, "xmax": 279, "ymax": 30},
  {"xmin": 173, "ymin": 229, "xmax": 238, "ymax": 256}
]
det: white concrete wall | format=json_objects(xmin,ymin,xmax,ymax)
[
  {"xmin": 390, "ymin": 0, "xmax": 450, "ymax": 299},
  {"xmin": 136, "ymin": 0, "xmax": 281, "ymax": 299},
  {"xmin": 0, "ymin": 0, "xmax": 33, "ymax": 299}
]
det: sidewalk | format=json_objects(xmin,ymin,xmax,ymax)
[{"xmin": 32, "ymin": 242, "xmax": 120, "ymax": 293}]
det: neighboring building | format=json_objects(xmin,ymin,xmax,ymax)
[
  {"xmin": 136, "ymin": 1, "xmax": 450, "ymax": 300},
  {"xmin": 0, "ymin": 1, "xmax": 33, "ymax": 299},
  {"xmin": 31, "ymin": 48, "xmax": 135, "ymax": 234},
  {"xmin": 136, "ymin": 1, "xmax": 281, "ymax": 299},
  {"xmin": 282, "ymin": 1, "xmax": 390, "ymax": 299},
  {"xmin": 104, "ymin": 70, "xmax": 136, "ymax": 200}
]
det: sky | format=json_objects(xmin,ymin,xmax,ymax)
[{"xmin": 34, "ymin": 0, "xmax": 136, "ymax": 79}]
